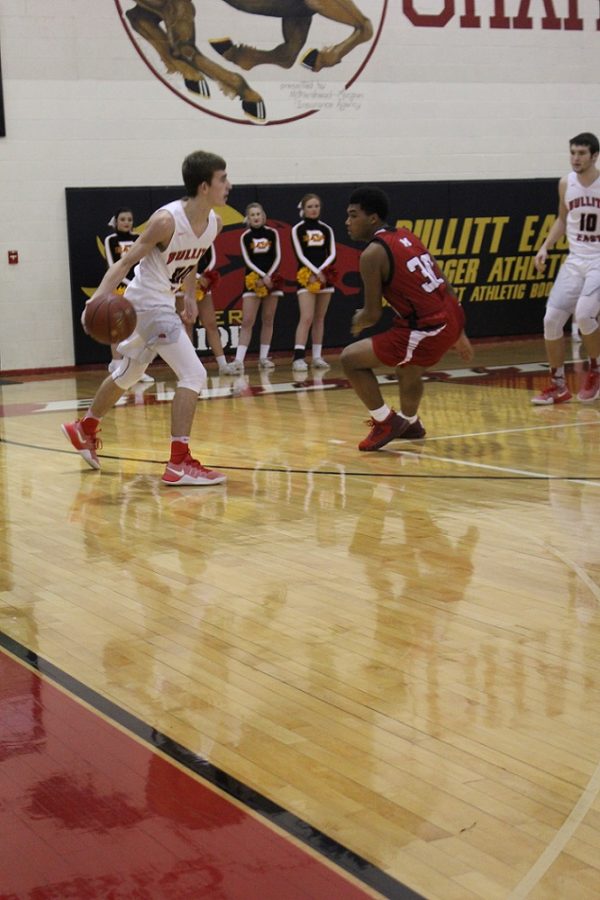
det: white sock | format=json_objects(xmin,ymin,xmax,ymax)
[
  {"xmin": 312, "ymin": 344, "xmax": 322, "ymax": 359},
  {"xmin": 260, "ymin": 344, "xmax": 270, "ymax": 360},
  {"xmin": 402, "ymin": 413, "xmax": 418, "ymax": 424},
  {"xmin": 215, "ymin": 355, "xmax": 226, "ymax": 367},
  {"xmin": 235, "ymin": 345, "xmax": 248, "ymax": 363},
  {"xmin": 369, "ymin": 404, "xmax": 391, "ymax": 422}
]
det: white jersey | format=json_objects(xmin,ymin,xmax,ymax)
[
  {"xmin": 565, "ymin": 171, "xmax": 600, "ymax": 260},
  {"xmin": 125, "ymin": 200, "xmax": 219, "ymax": 310}
]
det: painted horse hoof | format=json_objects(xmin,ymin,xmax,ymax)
[
  {"xmin": 301, "ymin": 48, "xmax": 319, "ymax": 71},
  {"xmin": 210, "ymin": 37, "xmax": 234, "ymax": 57},
  {"xmin": 242, "ymin": 98, "xmax": 266, "ymax": 122},
  {"xmin": 185, "ymin": 79, "xmax": 210, "ymax": 98}
]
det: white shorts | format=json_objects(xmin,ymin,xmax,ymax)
[
  {"xmin": 118, "ymin": 307, "xmax": 205, "ymax": 388},
  {"xmin": 547, "ymin": 255, "xmax": 600, "ymax": 314}
]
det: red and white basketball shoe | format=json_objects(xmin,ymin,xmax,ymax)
[
  {"xmin": 61, "ymin": 420, "xmax": 102, "ymax": 469},
  {"xmin": 531, "ymin": 383, "xmax": 572, "ymax": 405},
  {"xmin": 162, "ymin": 453, "xmax": 226, "ymax": 486},
  {"xmin": 578, "ymin": 369, "xmax": 600, "ymax": 402}
]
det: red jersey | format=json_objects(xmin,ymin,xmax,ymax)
[{"xmin": 373, "ymin": 227, "xmax": 454, "ymax": 329}]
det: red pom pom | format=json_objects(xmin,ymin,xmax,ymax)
[
  {"xmin": 323, "ymin": 265, "xmax": 338, "ymax": 285},
  {"xmin": 203, "ymin": 269, "xmax": 220, "ymax": 289}
]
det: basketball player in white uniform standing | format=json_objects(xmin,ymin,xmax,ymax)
[
  {"xmin": 532, "ymin": 132, "xmax": 600, "ymax": 404},
  {"xmin": 62, "ymin": 150, "xmax": 230, "ymax": 485}
]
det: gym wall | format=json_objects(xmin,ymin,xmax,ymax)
[
  {"xmin": 0, "ymin": 1, "xmax": 597, "ymax": 370},
  {"xmin": 66, "ymin": 177, "xmax": 565, "ymax": 365}
]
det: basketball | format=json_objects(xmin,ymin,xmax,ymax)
[{"xmin": 84, "ymin": 295, "xmax": 137, "ymax": 345}]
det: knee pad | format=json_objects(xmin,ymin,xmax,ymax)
[
  {"xmin": 575, "ymin": 295, "xmax": 600, "ymax": 336},
  {"xmin": 543, "ymin": 306, "xmax": 570, "ymax": 341},
  {"xmin": 177, "ymin": 359, "xmax": 207, "ymax": 394},
  {"xmin": 112, "ymin": 357, "xmax": 149, "ymax": 390}
]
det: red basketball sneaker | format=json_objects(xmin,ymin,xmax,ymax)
[
  {"xmin": 162, "ymin": 453, "xmax": 226, "ymax": 486},
  {"xmin": 61, "ymin": 420, "xmax": 102, "ymax": 470},
  {"xmin": 400, "ymin": 418, "xmax": 426, "ymax": 440},
  {"xmin": 578, "ymin": 369, "xmax": 600, "ymax": 402},
  {"xmin": 531, "ymin": 383, "xmax": 572, "ymax": 405},
  {"xmin": 358, "ymin": 411, "xmax": 410, "ymax": 451}
]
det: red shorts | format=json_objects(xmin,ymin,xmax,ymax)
[{"xmin": 372, "ymin": 300, "xmax": 465, "ymax": 368}]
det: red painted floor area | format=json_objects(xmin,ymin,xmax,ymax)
[{"xmin": 0, "ymin": 650, "xmax": 371, "ymax": 899}]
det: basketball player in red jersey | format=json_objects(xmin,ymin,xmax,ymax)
[
  {"xmin": 62, "ymin": 150, "xmax": 231, "ymax": 485},
  {"xmin": 342, "ymin": 186, "xmax": 473, "ymax": 451}
]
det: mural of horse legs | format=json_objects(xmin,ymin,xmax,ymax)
[
  {"xmin": 125, "ymin": 0, "xmax": 267, "ymax": 121},
  {"xmin": 210, "ymin": 0, "xmax": 373, "ymax": 73}
]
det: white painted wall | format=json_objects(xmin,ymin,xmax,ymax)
[{"xmin": 0, "ymin": 0, "xmax": 598, "ymax": 370}]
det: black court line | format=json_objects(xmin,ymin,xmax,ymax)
[
  {"xmin": 1, "ymin": 436, "xmax": 600, "ymax": 481},
  {"xmin": 0, "ymin": 630, "xmax": 424, "ymax": 900}
]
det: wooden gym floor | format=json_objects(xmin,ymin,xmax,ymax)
[{"xmin": 1, "ymin": 336, "xmax": 600, "ymax": 899}]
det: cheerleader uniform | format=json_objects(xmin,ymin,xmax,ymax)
[
  {"xmin": 104, "ymin": 230, "xmax": 137, "ymax": 287},
  {"xmin": 240, "ymin": 224, "xmax": 283, "ymax": 298},
  {"xmin": 197, "ymin": 243, "xmax": 215, "ymax": 279},
  {"xmin": 196, "ymin": 243, "xmax": 217, "ymax": 299},
  {"xmin": 291, "ymin": 218, "xmax": 336, "ymax": 294},
  {"xmin": 232, "ymin": 223, "xmax": 283, "ymax": 372}
]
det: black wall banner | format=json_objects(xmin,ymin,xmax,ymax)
[{"xmin": 66, "ymin": 179, "xmax": 563, "ymax": 366}]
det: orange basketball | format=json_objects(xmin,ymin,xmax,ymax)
[{"xmin": 84, "ymin": 295, "xmax": 137, "ymax": 345}]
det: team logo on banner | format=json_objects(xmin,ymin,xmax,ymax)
[{"xmin": 114, "ymin": 0, "xmax": 387, "ymax": 126}]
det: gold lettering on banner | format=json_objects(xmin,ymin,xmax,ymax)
[
  {"xmin": 393, "ymin": 214, "xmax": 571, "ymax": 305},
  {"xmin": 487, "ymin": 255, "xmax": 564, "ymax": 282},
  {"xmin": 437, "ymin": 258, "xmax": 480, "ymax": 284},
  {"xmin": 396, "ymin": 217, "xmax": 509, "ymax": 255},
  {"xmin": 518, "ymin": 215, "xmax": 569, "ymax": 251},
  {"xmin": 471, "ymin": 283, "xmax": 527, "ymax": 301}
]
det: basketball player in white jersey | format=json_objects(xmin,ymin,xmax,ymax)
[
  {"xmin": 532, "ymin": 132, "xmax": 600, "ymax": 404},
  {"xmin": 62, "ymin": 150, "xmax": 231, "ymax": 485}
]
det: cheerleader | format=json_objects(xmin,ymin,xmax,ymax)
[
  {"xmin": 291, "ymin": 193, "xmax": 336, "ymax": 372},
  {"xmin": 104, "ymin": 207, "xmax": 153, "ymax": 383},
  {"xmin": 231, "ymin": 203, "xmax": 283, "ymax": 372},
  {"xmin": 188, "ymin": 238, "xmax": 236, "ymax": 375}
]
